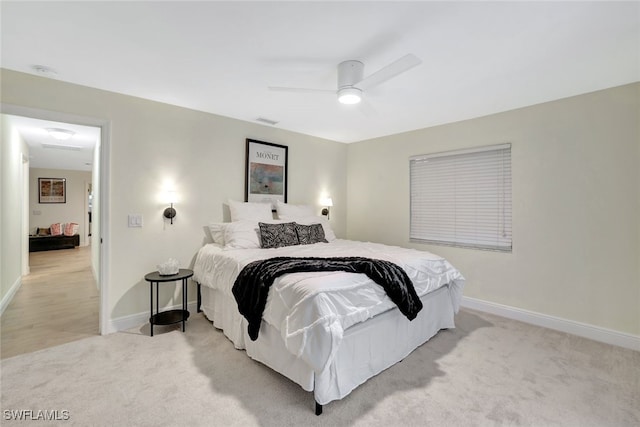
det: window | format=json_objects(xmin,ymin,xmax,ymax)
[{"xmin": 410, "ymin": 144, "xmax": 512, "ymax": 252}]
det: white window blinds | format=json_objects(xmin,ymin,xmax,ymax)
[{"xmin": 410, "ymin": 144, "xmax": 512, "ymax": 252}]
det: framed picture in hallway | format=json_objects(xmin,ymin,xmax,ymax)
[
  {"xmin": 38, "ymin": 177, "xmax": 66, "ymax": 203},
  {"xmin": 245, "ymin": 139, "xmax": 288, "ymax": 209}
]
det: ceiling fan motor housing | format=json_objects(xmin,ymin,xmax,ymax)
[{"xmin": 338, "ymin": 60, "xmax": 364, "ymax": 88}]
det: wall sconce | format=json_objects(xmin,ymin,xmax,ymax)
[
  {"xmin": 163, "ymin": 191, "xmax": 177, "ymax": 224},
  {"xmin": 321, "ymin": 197, "xmax": 333, "ymax": 220}
]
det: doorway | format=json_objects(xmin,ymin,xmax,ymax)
[{"xmin": 0, "ymin": 105, "xmax": 109, "ymax": 355}]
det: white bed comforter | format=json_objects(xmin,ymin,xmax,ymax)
[{"xmin": 193, "ymin": 239, "xmax": 464, "ymax": 373}]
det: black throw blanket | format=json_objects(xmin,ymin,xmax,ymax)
[{"xmin": 232, "ymin": 256, "xmax": 423, "ymax": 341}]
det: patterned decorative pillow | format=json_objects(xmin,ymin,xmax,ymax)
[
  {"xmin": 64, "ymin": 222, "xmax": 79, "ymax": 236},
  {"xmin": 295, "ymin": 223, "xmax": 328, "ymax": 245},
  {"xmin": 50, "ymin": 223, "xmax": 62, "ymax": 236},
  {"xmin": 258, "ymin": 222, "xmax": 299, "ymax": 249},
  {"xmin": 294, "ymin": 216, "xmax": 337, "ymax": 241}
]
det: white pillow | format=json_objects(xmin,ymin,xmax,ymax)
[
  {"xmin": 276, "ymin": 200, "xmax": 316, "ymax": 221},
  {"xmin": 223, "ymin": 221, "xmax": 261, "ymax": 249},
  {"xmin": 223, "ymin": 220, "xmax": 295, "ymax": 249},
  {"xmin": 229, "ymin": 200, "xmax": 273, "ymax": 222},
  {"xmin": 295, "ymin": 216, "xmax": 336, "ymax": 242},
  {"xmin": 207, "ymin": 223, "xmax": 228, "ymax": 245}
]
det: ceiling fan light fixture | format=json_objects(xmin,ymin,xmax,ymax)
[{"xmin": 338, "ymin": 87, "xmax": 362, "ymax": 105}]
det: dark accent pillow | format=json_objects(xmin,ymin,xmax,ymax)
[
  {"xmin": 258, "ymin": 222, "xmax": 300, "ymax": 249},
  {"xmin": 295, "ymin": 223, "xmax": 328, "ymax": 245}
]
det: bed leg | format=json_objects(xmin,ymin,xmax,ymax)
[
  {"xmin": 315, "ymin": 401, "xmax": 323, "ymax": 416},
  {"xmin": 197, "ymin": 283, "xmax": 202, "ymax": 313}
]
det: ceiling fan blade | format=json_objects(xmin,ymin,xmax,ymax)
[
  {"xmin": 269, "ymin": 86, "xmax": 336, "ymax": 95},
  {"xmin": 354, "ymin": 54, "xmax": 422, "ymax": 91},
  {"xmin": 357, "ymin": 98, "xmax": 377, "ymax": 117}
]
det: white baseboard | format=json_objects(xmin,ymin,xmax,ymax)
[
  {"xmin": 106, "ymin": 296, "xmax": 639, "ymax": 351},
  {"xmin": 0, "ymin": 277, "xmax": 22, "ymax": 316},
  {"xmin": 461, "ymin": 296, "xmax": 640, "ymax": 352},
  {"xmin": 107, "ymin": 301, "xmax": 199, "ymax": 334}
]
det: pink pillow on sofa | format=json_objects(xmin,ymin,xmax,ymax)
[
  {"xmin": 50, "ymin": 223, "xmax": 62, "ymax": 236},
  {"xmin": 64, "ymin": 223, "xmax": 79, "ymax": 236}
]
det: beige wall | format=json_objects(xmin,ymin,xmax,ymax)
[
  {"xmin": 1, "ymin": 114, "xmax": 29, "ymax": 308},
  {"xmin": 1, "ymin": 69, "xmax": 347, "ymax": 323},
  {"xmin": 29, "ymin": 168, "xmax": 92, "ymax": 246},
  {"xmin": 347, "ymin": 83, "xmax": 640, "ymax": 336},
  {"xmin": 3, "ymin": 67, "xmax": 637, "ymax": 337}
]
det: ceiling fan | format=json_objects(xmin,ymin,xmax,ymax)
[{"xmin": 269, "ymin": 54, "xmax": 422, "ymax": 105}]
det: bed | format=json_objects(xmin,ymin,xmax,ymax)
[{"xmin": 193, "ymin": 203, "xmax": 464, "ymax": 414}]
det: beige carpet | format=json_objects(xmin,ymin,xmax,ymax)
[{"xmin": 1, "ymin": 309, "xmax": 638, "ymax": 426}]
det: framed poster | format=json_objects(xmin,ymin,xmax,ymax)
[
  {"xmin": 245, "ymin": 139, "xmax": 288, "ymax": 208},
  {"xmin": 39, "ymin": 177, "xmax": 66, "ymax": 203}
]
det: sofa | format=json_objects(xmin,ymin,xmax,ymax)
[
  {"xmin": 29, "ymin": 234, "xmax": 80, "ymax": 252},
  {"xmin": 29, "ymin": 223, "xmax": 80, "ymax": 252}
]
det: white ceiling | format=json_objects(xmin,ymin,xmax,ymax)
[
  {"xmin": 6, "ymin": 115, "xmax": 99, "ymax": 172},
  {"xmin": 1, "ymin": 1, "xmax": 639, "ymax": 144}
]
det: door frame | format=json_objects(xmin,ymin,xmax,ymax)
[
  {"xmin": 21, "ymin": 152, "xmax": 30, "ymax": 276},
  {"xmin": 1, "ymin": 103, "xmax": 111, "ymax": 335}
]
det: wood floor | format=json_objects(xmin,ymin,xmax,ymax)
[{"xmin": 1, "ymin": 246, "xmax": 99, "ymax": 359}]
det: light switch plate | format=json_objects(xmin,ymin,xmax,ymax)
[{"xmin": 128, "ymin": 214, "xmax": 143, "ymax": 227}]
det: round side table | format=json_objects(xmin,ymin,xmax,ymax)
[{"xmin": 144, "ymin": 268, "xmax": 193, "ymax": 337}]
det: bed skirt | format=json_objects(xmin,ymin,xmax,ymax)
[{"xmin": 199, "ymin": 284, "xmax": 456, "ymax": 407}]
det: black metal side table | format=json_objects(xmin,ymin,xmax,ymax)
[{"xmin": 144, "ymin": 268, "xmax": 193, "ymax": 337}]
